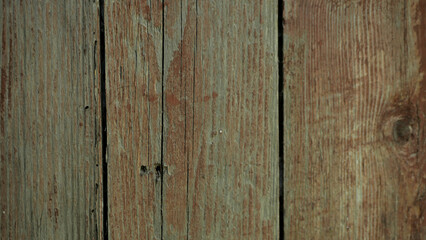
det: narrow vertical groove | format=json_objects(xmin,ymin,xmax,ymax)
[
  {"xmin": 278, "ymin": 0, "xmax": 284, "ymax": 239},
  {"xmin": 99, "ymin": 0, "xmax": 108, "ymax": 239},
  {"xmin": 160, "ymin": 0, "xmax": 165, "ymax": 239}
]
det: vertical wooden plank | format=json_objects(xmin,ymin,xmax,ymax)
[
  {"xmin": 283, "ymin": 0, "xmax": 426, "ymax": 239},
  {"xmin": 162, "ymin": 1, "xmax": 279, "ymax": 239},
  {"xmin": 408, "ymin": 1, "xmax": 426, "ymax": 238},
  {"xmin": 105, "ymin": 0, "xmax": 163, "ymax": 239},
  {"xmin": 410, "ymin": 1, "xmax": 426, "ymax": 237},
  {"xmin": 0, "ymin": 1, "xmax": 101, "ymax": 239}
]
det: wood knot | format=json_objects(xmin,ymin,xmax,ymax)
[
  {"xmin": 392, "ymin": 118, "xmax": 414, "ymax": 143},
  {"xmin": 380, "ymin": 95, "xmax": 418, "ymax": 145},
  {"xmin": 379, "ymin": 99, "xmax": 419, "ymax": 161}
]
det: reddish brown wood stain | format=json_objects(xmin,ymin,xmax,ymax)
[
  {"xmin": 106, "ymin": 1, "xmax": 163, "ymax": 239},
  {"xmin": 162, "ymin": 1, "xmax": 278, "ymax": 239},
  {"xmin": 106, "ymin": 0, "xmax": 278, "ymax": 239},
  {"xmin": 283, "ymin": 0, "xmax": 426, "ymax": 239},
  {"xmin": 411, "ymin": 0, "xmax": 426, "ymax": 237}
]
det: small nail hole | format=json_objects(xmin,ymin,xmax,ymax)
[
  {"xmin": 140, "ymin": 165, "xmax": 148, "ymax": 175},
  {"xmin": 155, "ymin": 164, "xmax": 162, "ymax": 177}
]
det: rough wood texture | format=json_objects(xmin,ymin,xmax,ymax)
[
  {"xmin": 283, "ymin": 0, "xmax": 426, "ymax": 239},
  {"xmin": 105, "ymin": 0, "xmax": 163, "ymax": 239},
  {"xmin": 106, "ymin": 0, "xmax": 279, "ymax": 239},
  {"xmin": 163, "ymin": 1, "xmax": 278, "ymax": 239},
  {"xmin": 0, "ymin": 1, "xmax": 101, "ymax": 239}
]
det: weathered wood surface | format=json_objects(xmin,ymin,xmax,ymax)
[
  {"xmin": 283, "ymin": 0, "xmax": 426, "ymax": 239},
  {"xmin": 5, "ymin": 0, "xmax": 425, "ymax": 239},
  {"xmin": 105, "ymin": 1, "xmax": 163, "ymax": 239},
  {"xmin": 0, "ymin": 1, "xmax": 101, "ymax": 239},
  {"xmin": 106, "ymin": 0, "xmax": 279, "ymax": 239},
  {"xmin": 163, "ymin": 1, "xmax": 278, "ymax": 239}
]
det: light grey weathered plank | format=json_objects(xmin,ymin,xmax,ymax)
[{"xmin": 0, "ymin": 1, "xmax": 101, "ymax": 239}]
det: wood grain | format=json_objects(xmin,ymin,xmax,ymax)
[
  {"xmin": 0, "ymin": 1, "xmax": 101, "ymax": 239},
  {"xmin": 104, "ymin": 0, "xmax": 163, "ymax": 239},
  {"xmin": 106, "ymin": 0, "xmax": 279, "ymax": 239},
  {"xmin": 162, "ymin": 1, "xmax": 279, "ymax": 239},
  {"xmin": 283, "ymin": 0, "xmax": 426, "ymax": 239}
]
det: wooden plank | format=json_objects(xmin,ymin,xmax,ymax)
[
  {"xmin": 104, "ymin": 0, "xmax": 163, "ymax": 239},
  {"xmin": 283, "ymin": 0, "xmax": 426, "ymax": 239},
  {"xmin": 106, "ymin": 0, "xmax": 279, "ymax": 238},
  {"xmin": 162, "ymin": 1, "xmax": 279, "ymax": 239},
  {"xmin": 0, "ymin": 1, "xmax": 101, "ymax": 239}
]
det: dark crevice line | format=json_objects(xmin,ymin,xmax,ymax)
[
  {"xmin": 278, "ymin": 0, "xmax": 284, "ymax": 239},
  {"xmin": 99, "ymin": 0, "xmax": 108, "ymax": 239},
  {"xmin": 160, "ymin": 0, "xmax": 165, "ymax": 239}
]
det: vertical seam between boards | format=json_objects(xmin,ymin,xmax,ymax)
[
  {"xmin": 99, "ymin": 0, "xmax": 108, "ymax": 239},
  {"xmin": 160, "ymin": 0, "xmax": 165, "ymax": 239},
  {"xmin": 278, "ymin": 0, "xmax": 284, "ymax": 239}
]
